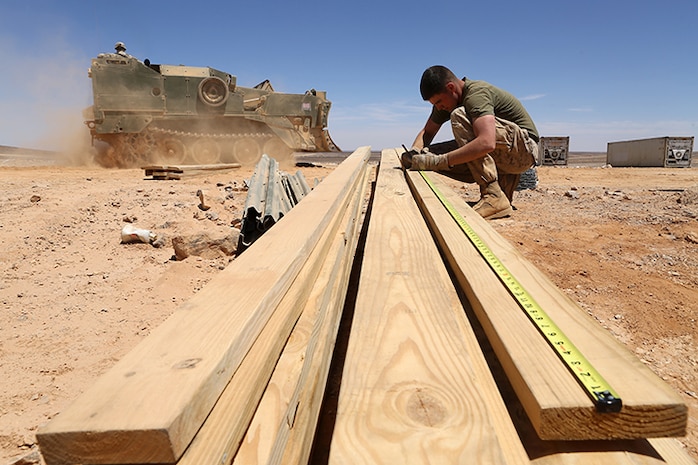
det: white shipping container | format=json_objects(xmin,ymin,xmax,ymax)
[{"xmin": 606, "ymin": 137, "xmax": 693, "ymax": 167}]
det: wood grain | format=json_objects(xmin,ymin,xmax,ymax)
[
  {"xmin": 231, "ymin": 164, "xmax": 371, "ymax": 465},
  {"xmin": 327, "ymin": 150, "xmax": 528, "ymax": 465},
  {"xmin": 36, "ymin": 147, "xmax": 371, "ymax": 465},
  {"xmin": 402, "ymin": 163, "xmax": 686, "ymax": 440},
  {"xmin": 177, "ymin": 152, "xmax": 371, "ymax": 465}
]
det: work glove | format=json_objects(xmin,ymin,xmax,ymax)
[
  {"xmin": 410, "ymin": 151, "xmax": 450, "ymax": 171},
  {"xmin": 400, "ymin": 148, "xmax": 419, "ymax": 169}
]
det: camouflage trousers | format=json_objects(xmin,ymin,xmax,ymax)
[{"xmin": 434, "ymin": 107, "xmax": 538, "ymax": 187}]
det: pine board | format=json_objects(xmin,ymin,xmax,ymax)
[
  {"xmin": 327, "ymin": 150, "xmax": 528, "ymax": 465},
  {"xmin": 232, "ymin": 165, "xmax": 371, "ymax": 465},
  {"xmin": 402, "ymin": 157, "xmax": 686, "ymax": 440},
  {"xmin": 143, "ymin": 163, "xmax": 241, "ymax": 179}
]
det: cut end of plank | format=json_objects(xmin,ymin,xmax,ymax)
[
  {"xmin": 37, "ymin": 427, "xmax": 177, "ymax": 465},
  {"xmin": 537, "ymin": 403, "xmax": 688, "ymax": 440}
]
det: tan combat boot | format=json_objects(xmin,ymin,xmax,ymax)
[
  {"xmin": 473, "ymin": 181, "xmax": 513, "ymax": 219},
  {"xmin": 498, "ymin": 173, "xmax": 521, "ymax": 203}
]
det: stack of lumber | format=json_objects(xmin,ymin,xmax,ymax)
[
  {"xmin": 405, "ymin": 162, "xmax": 686, "ymax": 440},
  {"xmin": 143, "ymin": 163, "xmax": 241, "ymax": 180},
  {"xmin": 37, "ymin": 147, "xmax": 373, "ymax": 465},
  {"xmin": 324, "ymin": 147, "xmax": 528, "ymax": 464},
  {"xmin": 323, "ymin": 149, "xmax": 692, "ymax": 464},
  {"xmin": 36, "ymin": 147, "xmax": 694, "ymax": 465}
]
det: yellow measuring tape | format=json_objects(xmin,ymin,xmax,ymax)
[{"xmin": 419, "ymin": 171, "xmax": 622, "ymax": 413}]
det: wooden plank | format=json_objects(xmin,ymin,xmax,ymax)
[
  {"xmin": 474, "ymin": 314, "xmax": 696, "ymax": 465},
  {"xmin": 513, "ymin": 390, "xmax": 696, "ymax": 464},
  {"xmin": 327, "ymin": 150, "xmax": 528, "ymax": 465},
  {"xmin": 231, "ymin": 165, "xmax": 371, "ymax": 465},
  {"xmin": 36, "ymin": 147, "xmax": 372, "ymax": 465},
  {"xmin": 646, "ymin": 438, "xmax": 697, "ymax": 465},
  {"xmin": 144, "ymin": 163, "xmax": 241, "ymax": 179},
  {"xmin": 179, "ymin": 159, "xmax": 371, "ymax": 465},
  {"xmin": 525, "ymin": 436, "xmax": 696, "ymax": 464},
  {"xmin": 402, "ymin": 161, "xmax": 686, "ymax": 440},
  {"xmin": 144, "ymin": 166, "xmax": 183, "ymax": 175},
  {"xmin": 150, "ymin": 172, "xmax": 182, "ymax": 180},
  {"xmin": 143, "ymin": 163, "xmax": 242, "ymax": 172}
]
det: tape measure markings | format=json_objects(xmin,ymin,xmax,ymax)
[{"xmin": 418, "ymin": 171, "xmax": 622, "ymax": 413}]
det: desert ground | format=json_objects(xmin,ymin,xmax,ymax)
[{"xmin": 1, "ymin": 149, "xmax": 696, "ymax": 464}]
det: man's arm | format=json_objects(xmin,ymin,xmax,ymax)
[
  {"xmin": 444, "ymin": 114, "xmax": 496, "ymax": 166},
  {"xmin": 411, "ymin": 118, "xmax": 442, "ymax": 150}
]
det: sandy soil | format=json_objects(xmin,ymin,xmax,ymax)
[{"xmin": 1, "ymin": 153, "xmax": 696, "ymax": 464}]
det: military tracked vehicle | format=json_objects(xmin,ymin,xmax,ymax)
[{"xmin": 84, "ymin": 42, "xmax": 340, "ymax": 168}]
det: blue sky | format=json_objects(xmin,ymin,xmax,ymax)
[{"xmin": 0, "ymin": 0, "xmax": 696, "ymax": 152}]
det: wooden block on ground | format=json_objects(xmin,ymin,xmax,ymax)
[{"xmin": 143, "ymin": 163, "xmax": 241, "ymax": 179}]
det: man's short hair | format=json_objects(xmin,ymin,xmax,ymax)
[{"xmin": 420, "ymin": 65, "xmax": 459, "ymax": 101}]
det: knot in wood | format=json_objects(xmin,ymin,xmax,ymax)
[
  {"xmin": 406, "ymin": 388, "xmax": 447, "ymax": 427},
  {"xmin": 172, "ymin": 358, "xmax": 202, "ymax": 369}
]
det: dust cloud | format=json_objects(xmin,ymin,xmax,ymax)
[{"xmin": 0, "ymin": 37, "xmax": 96, "ymax": 166}]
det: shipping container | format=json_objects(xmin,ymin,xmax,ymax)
[
  {"xmin": 606, "ymin": 136, "xmax": 693, "ymax": 167},
  {"xmin": 539, "ymin": 136, "xmax": 570, "ymax": 166}
]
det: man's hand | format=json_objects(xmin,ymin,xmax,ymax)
[
  {"xmin": 400, "ymin": 148, "xmax": 419, "ymax": 169},
  {"xmin": 410, "ymin": 152, "xmax": 450, "ymax": 171}
]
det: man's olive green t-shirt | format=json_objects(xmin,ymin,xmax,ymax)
[{"xmin": 430, "ymin": 78, "xmax": 539, "ymax": 140}]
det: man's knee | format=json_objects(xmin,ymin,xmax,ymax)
[
  {"xmin": 492, "ymin": 117, "xmax": 536, "ymax": 174},
  {"xmin": 449, "ymin": 108, "xmax": 475, "ymax": 143}
]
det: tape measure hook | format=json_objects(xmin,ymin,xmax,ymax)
[{"xmin": 594, "ymin": 390, "xmax": 623, "ymax": 413}]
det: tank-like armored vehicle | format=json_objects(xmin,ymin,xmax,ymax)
[{"xmin": 84, "ymin": 42, "xmax": 340, "ymax": 168}]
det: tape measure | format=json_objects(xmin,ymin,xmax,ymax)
[{"xmin": 419, "ymin": 171, "xmax": 622, "ymax": 413}]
